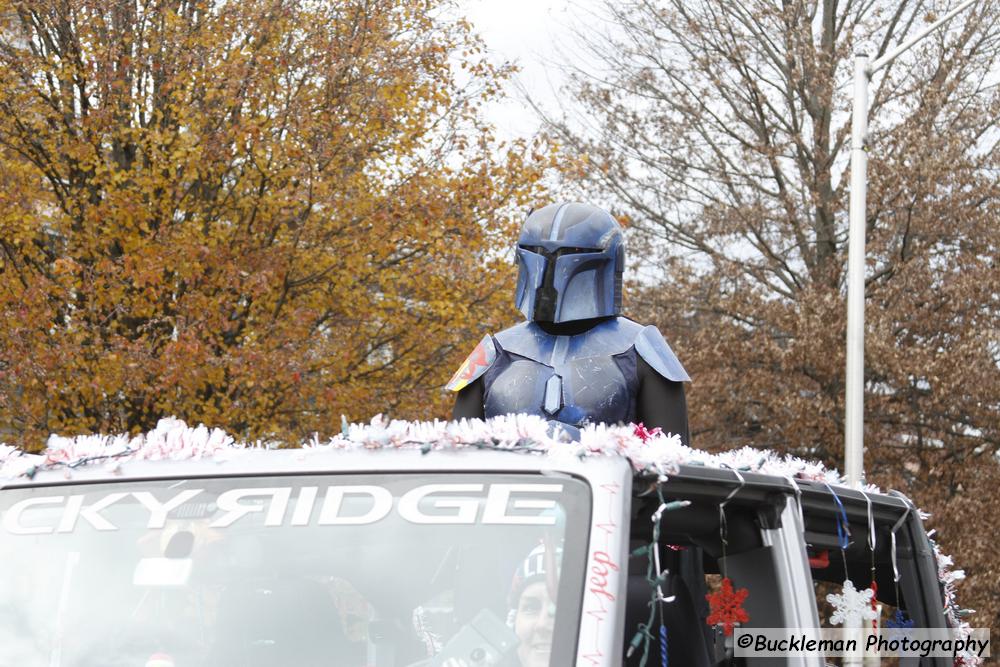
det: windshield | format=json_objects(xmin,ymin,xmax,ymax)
[{"xmin": 0, "ymin": 473, "xmax": 591, "ymax": 667}]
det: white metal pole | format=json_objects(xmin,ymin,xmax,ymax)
[
  {"xmin": 845, "ymin": 55, "xmax": 869, "ymax": 489},
  {"xmin": 843, "ymin": 0, "xmax": 979, "ymax": 488}
]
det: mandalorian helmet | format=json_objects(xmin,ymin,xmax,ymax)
[{"xmin": 514, "ymin": 202, "xmax": 624, "ymax": 323}]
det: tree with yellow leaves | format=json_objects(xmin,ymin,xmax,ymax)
[{"xmin": 0, "ymin": 0, "xmax": 546, "ymax": 447}]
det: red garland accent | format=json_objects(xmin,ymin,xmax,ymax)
[
  {"xmin": 633, "ymin": 422, "xmax": 663, "ymax": 443},
  {"xmin": 870, "ymin": 580, "xmax": 879, "ymax": 630},
  {"xmin": 706, "ymin": 577, "xmax": 750, "ymax": 636}
]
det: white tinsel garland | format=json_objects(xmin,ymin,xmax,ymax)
[{"xmin": 0, "ymin": 415, "xmax": 857, "ymax": 483}]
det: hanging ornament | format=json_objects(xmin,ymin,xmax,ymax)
[
  {"xmin": 861, "ymin": 491, "xmax": 880, "ymax": 629},
  {"xmin": 808, "ymin": 549, "xmax": 830, "ymax": 569},
  {"xmin": 883, "ymin": 608, "xmax": 915, "ymax": 658},
  {"xmin": 706, "ymin": 577, "xmax": 750, "ymax": 636},
  {"xmin": 649, "ymin": 497, "xmax": 690, "ymax": 667},
  {"xmin": 826, "ymin": 579, "xmax": 879, "ymax": 626},
  {"xmin": 888, "ymin": 504, "xmax": 914, "ymax": 636},
  {"xmin": 626, "ymin": 490, "xmax": 690, "ymax": 664},
  {"xmin": 707, "ymin": 467, "xmax": 749, "ymax": 636},
  {"xmin": 869, "ymin": 579, "xmax": 880, "ymax": 628},
  {"xmin": 885, "ymin": 608, "xmax": 914, "ymax": 630},
  {"xmin": 822, "ymin": 483, "xmax": 879, "ymax": 627}
]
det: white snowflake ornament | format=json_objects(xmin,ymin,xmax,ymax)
[{"xmin": 826, "ymin": 580, "xmax": 879, "ymax": 626}]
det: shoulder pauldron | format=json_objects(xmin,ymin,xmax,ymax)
[
  {"xmin": 446, "ymin": 334, "xmax": 498, "ymax": 391},
  {"xmin": 634, "ymin": 325, "xmax": 690, "ymax": 382}
]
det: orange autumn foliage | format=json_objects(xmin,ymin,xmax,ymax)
[{"xmin": 0, "ymin": 0, "xmax": 547, "ymax": 448}]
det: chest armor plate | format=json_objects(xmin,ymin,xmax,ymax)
[{"xmin": 482, "ymin": 318, "xmax": 643, "ymax": 427}]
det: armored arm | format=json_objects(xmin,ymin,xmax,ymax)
[
  {"xmin": 452, "ymin": 377, "xmax": 485, "ymax": 420},
  {"xmin": 634, "ymin": 325, "xmax": 691, "ymax": 445},
  {"xmin": 636, "ymin": 357, "xmax": 691, "ymax": 446}
]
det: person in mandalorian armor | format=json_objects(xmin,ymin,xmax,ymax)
[{"xmin": 447, "ymin": 202, "xmax": 691, "ymax": 443}]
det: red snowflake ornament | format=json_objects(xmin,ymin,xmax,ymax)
[{"xmin": 706, "ymin": 577, "xmax": 750, "ymax": 636}]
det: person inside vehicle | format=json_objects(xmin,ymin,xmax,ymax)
[
  {"xmin": 406, "ymin": 542, "xmax": 559, "ymax": 667},
  {"xmin": 507, "ymin": 543, "xmax": 559, "ymax": 667},
  {"xmin": 448, "ymin": 202, "xmax": 691, "ymax": 443}
]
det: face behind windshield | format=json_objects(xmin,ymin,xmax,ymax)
[{"xmin": 0, "ymin": 473, "xmax": 591, "ymax": 667}]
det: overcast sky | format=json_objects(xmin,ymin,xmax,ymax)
[{"xmin": 459, "ymin": 0, "xmax": 594, "ymax": 142}]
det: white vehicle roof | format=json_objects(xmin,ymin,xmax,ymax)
[{"xmin": 1, "ymin": 446, "xmax": 633, "ymax": 488}]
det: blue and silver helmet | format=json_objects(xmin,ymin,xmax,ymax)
[{"xmin": 515, "ymin": 202, "xmax": 625, "ymax": 323}]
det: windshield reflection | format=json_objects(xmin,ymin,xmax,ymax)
[{"xmin": 0, "ymin": 474, "xmax": 591, "ymax": 667}]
